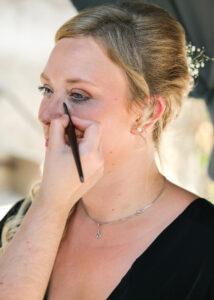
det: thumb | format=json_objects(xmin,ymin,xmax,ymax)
[
  {"xmin": 48, "ymin": 114, "xmax": 69, "ymax": 149},
  {"xmin": 70, "ymin": 115, "xmax": 100, "ymax": 135}
]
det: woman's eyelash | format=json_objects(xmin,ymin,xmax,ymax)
[
  {"xmin": 38, "ymin": 86, "xmax": 52, "ymax": 95},
  {"xmin": 69, "ymin": 92, "xmax": 90, "ymax": 103},
  {"xmin": 37, "ymin": 86, "xmax": 90, "ymax": 103}
]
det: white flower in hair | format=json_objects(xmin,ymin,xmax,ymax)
[{"xmin": 186, "ymin": 41, "xmax": 214, "ymax": 78}]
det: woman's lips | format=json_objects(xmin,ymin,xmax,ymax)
[{"xmin": 45, "ymin": 139, "xmax": 49, "ymax": 147}]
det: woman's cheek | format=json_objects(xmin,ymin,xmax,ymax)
[
  {"xmin": 100, "ymin": 126, "xmax": 120, "ymax": 155},
  {"xmin": 67, "ymin": 102, "xmax": 92, "ymax": 119}
]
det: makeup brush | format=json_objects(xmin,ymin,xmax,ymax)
[{"xmin": 63, "ymin": 102, "xmax": 84, "ymax": 183}]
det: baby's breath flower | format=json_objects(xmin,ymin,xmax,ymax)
[
  {"xmin": 193, "ymin": 69, "xmax": 199, "ymax": 76},
  {"xmin": 187, "ymin": 57, "xmax": 192, "ymax": 64},
  {"xmin": 186, "ymin": 41, "xmax": 214, "ymax": 78}
]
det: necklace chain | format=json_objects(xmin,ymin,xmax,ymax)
[{"xmin": 80, "ymin": 175, "xmax": 167, "ymax": 239}]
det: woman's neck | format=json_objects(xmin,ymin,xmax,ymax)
[
  {"xmin": 78, "ymin": 152, "xmax": 165, "ymax": 224},
  {"xmin": 63, "ymin": 148, "xmax": 167, "ymax": 248}
]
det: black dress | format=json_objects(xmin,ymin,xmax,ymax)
[{"xmin": 1, "ymin": 197, "xmax": 214, "ymax": 300}]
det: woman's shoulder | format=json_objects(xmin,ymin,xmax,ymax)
[
  {"xmin": 187, "ymin": 197, "xmax": 214, "ymax": 229},
  {"xmin": 175, "ymin": 196, "xmax": 214, "ymax": 257},
  {"xmin": 167, "ymin": 180, "xmax": 214, "ymax": 229}
]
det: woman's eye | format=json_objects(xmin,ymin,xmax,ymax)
[
  {"xmin": 69, "ymin": 92, "xmax": 90, "ymax": 103},
  {"xmin": 38, "ymin": 86, "xmax": 52, "ymax": 95}
]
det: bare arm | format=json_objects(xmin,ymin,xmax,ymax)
[{"xmin": 0, "ymin": 193, "xmax": 72, "ymax": 300}]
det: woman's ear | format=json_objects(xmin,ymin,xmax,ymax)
[
  {"xmin": 142, "ymin": 95, "xmax": 166, "ymax": 131},
  {"xmin": 130, "ymin": 95, "xmax": 166, "ymax": 135}
]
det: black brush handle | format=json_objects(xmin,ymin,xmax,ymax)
[{"xmin": 63, "ymin": 102, "xmax": 84, "ymax": 183}]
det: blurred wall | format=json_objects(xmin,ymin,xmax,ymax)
[{"xmin": 0, "ymin": 0, "xmax": 77, "ymax": 218}]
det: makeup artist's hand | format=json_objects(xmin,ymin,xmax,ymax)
[{"xmin": 39, "ymin": 114, "xmax": 104, "ymax": 210}]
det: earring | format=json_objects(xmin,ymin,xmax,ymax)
[{"xmin": 137, "ymin": 127, "xmax": 142, "ymax": 132}]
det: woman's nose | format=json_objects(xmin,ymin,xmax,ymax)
[{"xmin": 38, "ymin": 98, "xmax": 66, "ymax": 125}]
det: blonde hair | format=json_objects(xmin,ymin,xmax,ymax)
[
  {"xmin": 0, "ymin": 181, "xmax": 40, "ymax": 255},
  {"xmin": 0, "ymin": 1, "xmax": 194, "ymax": 254}
]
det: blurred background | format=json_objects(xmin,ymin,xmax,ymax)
[{"xmin": 0, "ymin": 0, "xmax": 214, "ymax": 220}]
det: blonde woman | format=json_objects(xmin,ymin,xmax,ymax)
[{"xmin": 0, "ymin": 2, "xmax": 214, "ymax": 299}]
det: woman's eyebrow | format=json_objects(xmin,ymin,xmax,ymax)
[{"xmin": 40, "ymin": 72, "xmax": 97, "ymax": 87}]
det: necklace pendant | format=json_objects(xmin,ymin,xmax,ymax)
[
  {"xmin": 96, "ymin": 232, "xmax": 101, "ymax": 239},
  {"xmin": 96, "ymin": 223, "xmax": 101, "ymax": 239}
]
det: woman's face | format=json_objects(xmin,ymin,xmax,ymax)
[{"xmin": 38, "ymin": 36, "xmax": 141, "ymax": 165}]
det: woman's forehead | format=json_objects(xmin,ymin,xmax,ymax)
[{"xmin": 43, "ymin": 36, "xmax": 128, "ymax": 91}]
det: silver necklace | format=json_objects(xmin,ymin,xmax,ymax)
[{"xmin": 80, "ymin": 176, "xmax": 166, "ymax": 239}]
